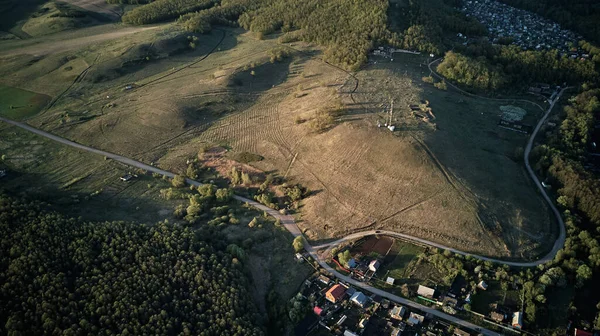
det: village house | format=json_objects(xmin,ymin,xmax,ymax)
[
  {"xmin": 368, "ymin": 260, "xmax": 380, "ymax": 272},
  {"xmin": 407, "ymin": 312, "xmax": 425, "ymax": 326},
  {"xmin": 325, "ymin": 284, "xmax": 346, "ymax": 303},
  {"xmin": 512, "ymin": 312, "xmax": 523, "ymax": 329},
  {"xmin": 390, "ymin": 305, "xmax": 407, "ymax": 320},
  {"xmin": 350, "ymin": 292, "xmax": 368, "ymax": 307}
]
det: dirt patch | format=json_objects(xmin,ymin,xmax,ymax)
[{"xmin": 352, "ymin": 236, "xmax": 394, "ymax": 256}]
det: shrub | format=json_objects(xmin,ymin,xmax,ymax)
[
  {"xmin": 171, "ymin": 175, "xmax": 186, "ymax": 188},
  {"xmin": 292, "ymin": 236, "xmax": 304, "ymax": 252},
  {"xmin": 434, "ymin": 80, "xmax": 447, "ymax": 90}
]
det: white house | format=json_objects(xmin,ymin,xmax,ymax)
[{"xmin": 369, "ymin": 260, "xmax": 380, "ymax": 272}]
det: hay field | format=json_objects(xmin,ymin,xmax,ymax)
[{"xmin": 1, "ymin": 24, "xmax": 555, "ymax": 259}]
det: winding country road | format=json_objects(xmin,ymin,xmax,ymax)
[
  {"xmin": 0, "ymin": 70, "xmax": 567, "ymax": 336},
  {"xmin": 2, "ymin": 114, "xmax": 499, "ymax": 334}
]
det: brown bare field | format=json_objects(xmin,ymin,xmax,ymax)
[
  {"xmin": 0, "ymin": 25, "xmax": 555, "ymax": 260},
  {"xmin": 352, "ymin": 236, "xmax": 395, "ymax": 256}
]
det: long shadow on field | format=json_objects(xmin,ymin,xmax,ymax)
[
  {"xmin": 0, "ymin": 0, "xmax": 46, "ymax": 34},
  {"xmin": 0, "ymin": 170, "xmax": 171, "ymax": 224},
  {"xmin": 413, "ymin": 77, "xmax": 557, "ymax": 260}
]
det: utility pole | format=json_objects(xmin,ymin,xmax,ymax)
[{"xmin": 389, "ymin": 99, "xmax": 394, "ymax": 126}]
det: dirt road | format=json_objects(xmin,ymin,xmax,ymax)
[
  {"xmin": 0, "ymin": 115, "xmax": 523, "ymax": 335},
  {"xmin": 0, "ymin": 87, "xmax": 567, "ymax": 334},
  {"xmin": 0, "ymin": 25, "xmax": 159, "ymax": 57}
]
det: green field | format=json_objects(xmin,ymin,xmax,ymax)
[
  {"xmin": 379, "ymin": 240, "xmax": 425, "ymax": 281},
  {"xmin": 0, "ymin": 85, "xmax": 51, "ymax": 120}
]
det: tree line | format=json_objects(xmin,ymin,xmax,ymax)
[
  {"xmin": 530, "ymin": 88, "xmax": 600, "ymax": 329},
  {"xmin": 0, "ymin": 192, "xmax": 264, "ymax": 336},
  {"xmin": 122, "ymin": 0, "xmax": 218, "ymax": 25},
  {"xmin": 437, "ymin": 42, "xmax": 599, "ymax": 92}
]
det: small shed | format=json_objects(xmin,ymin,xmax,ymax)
[
  {"xmin": 491, "ymin": 311, "xmax": 505, "ymax": 322},
  {"xmin": 417, "ymin": 285, "xmax": 436, "ymax": 298},
  {"xmin": 386, "ymin": 277, "xmax": 395, "ymax": 285},
  {"xmin": 313, "ymin": 306, "xmax": 323, "ymax": 316},
  {"xmin": 454, "ymin": 329, "xmax": 470, "ymax": 336},
  {"xmin": 478, "ymin": 280, "xmax": 488, "ymax": 290},
  {"xmin": 318, "ymin": 275, "xmax": 331, "ymax": 285},
  {"xmin": 344, "ymin": 330, "xmax": 359, "ymax": 336},
  {"xmin": 512, "ymin": 312, "xmax": 523, "ymax": 329}
]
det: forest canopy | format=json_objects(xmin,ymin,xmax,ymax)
[
  {"xmin": 0, "ymin": 193, "xmax": 263, "ymax": 336},
  {"xmin": 436, "ymin": 42, "xmax": 599, "ymax": 91}
]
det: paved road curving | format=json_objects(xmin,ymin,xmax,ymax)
[
  {"xmin": 0, "ymin": 85, "xmax": 567, "ymax": 335},
  {"xmin": 1, "ymin": 116, "xmax": 503, "ymax": 334}
]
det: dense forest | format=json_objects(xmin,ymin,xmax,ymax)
[
  {"xmin": 389, "ymin": 0, "xmax": 487, "ymax": 55},
  {"xmin": 436, "ymin": 42, "xmax": 598, "ymax": 91},
  {"xmin": 530, "ymin": 89, "xmax": 600, "ymax": 329},
  {"xmin": 0, "ymin": 192, "xmax": 264, "ymax": 336},
  {"xmin": 497, "ymin": 0, "xmax": 600, "ymax": 45},
  {"xmin": 114, "ymin": 0, "xmax": 483, "ymax": 70},
  {"xmin": 122, "ymin": 0, "xmax": 218, "ymax": 25}
]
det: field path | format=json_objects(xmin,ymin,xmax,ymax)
[
  {"xmin": 0, "ymin": 25, "xmax": 159, "ymax": 57},
  {"xmin": 0, "ymin": 84, "xmax": 567, "ymax": 268}
]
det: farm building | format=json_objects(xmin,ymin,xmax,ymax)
[
  {"xmin": 512, "ymin": 312, "xmax": 523, "ymax": 329},
  {"xmin": 369, "ymin": 260, "xmax": 380, "ymax": 272},
  {"xmin": 326, "ymin": 284, "xmax": 346, "ymax": 303},
  {"xmin": 417, "ymin": 285, "xmax": 436, "ymax": 298},
  {"xmin": 390, "ymin": 305, "xmax": 406, "ymax": 320},
  {"xmin": 350, "ymin": 292, "xmax": 368, "ymax": 307}
]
